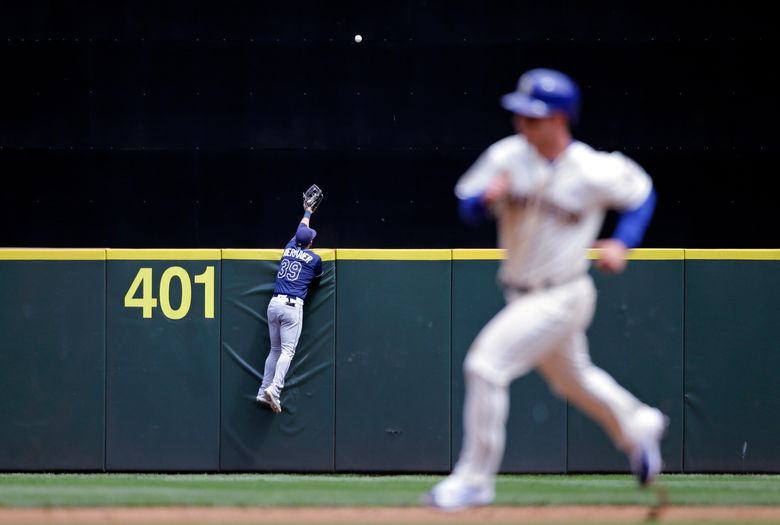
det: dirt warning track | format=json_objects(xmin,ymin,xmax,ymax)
[{"xmin": 3, "ymin": 506, "xmax": 780, "ymax": 524}]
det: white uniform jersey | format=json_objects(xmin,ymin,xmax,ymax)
[{"xmin": 455, "ymin": 135, "xmax": 652, "ymax": 288}]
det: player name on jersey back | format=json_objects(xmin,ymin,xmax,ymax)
[{"xmin": 283, "ymin": 247, "xmax": 315, "ymax": 263}]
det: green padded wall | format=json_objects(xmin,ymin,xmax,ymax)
[
  {"xmin": 335, "ymin": 250, "xmax": 451, "ymax": 472},
  {"xmin": 105, "ymin": 250, "xmax": 221, "ymax": 471},
  {"xmin": 220, "ymin": 250, "xmax": 336, "ymax": 471},
  {"xmin": 451, "ymin": 250, "xmax": 567, "ymax": 473},
  {"xmin": 568, "ymin": 254, "xmax": 685, "ymax": 473},
  {"xmin": 2, "ymin": 248, "xmax": 778, "ymax": 473},
  {"xmin": 0, "ymin": 250, "xmax": 106, "ymax": 471},
  {"xmin": 684, "ymin": 251, "xmax": 780, "ymax": 472}
]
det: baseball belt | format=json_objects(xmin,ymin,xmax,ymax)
[{"xmin": 502, "ymin": 273, "xmax": 585, "ymax": 295}]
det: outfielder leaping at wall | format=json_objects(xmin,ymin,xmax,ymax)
[{"xmin": 256, "ymin": 185, "xmax": 324, "ymax": 414}]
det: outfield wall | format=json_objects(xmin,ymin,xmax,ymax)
[{"xmin": 1, "ymin": 248, "xmax": 778, "ymax": 473}]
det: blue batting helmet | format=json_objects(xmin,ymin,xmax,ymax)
[{"xmin": 501, "ymin": 68, "xmax": 580, "ymax": 123}]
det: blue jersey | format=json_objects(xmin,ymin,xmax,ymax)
[{"xmin": 273, "ymin": 236, "xmax": 322, "ymax": 300}]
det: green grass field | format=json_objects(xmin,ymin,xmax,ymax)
[{"xmin": 0, "ymin": 473, "xmax": 779, "ymax": 508}]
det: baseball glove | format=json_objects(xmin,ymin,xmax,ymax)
[{"xmin": 302, "ymin": 184, "xmax": 324, "ymax": 212}]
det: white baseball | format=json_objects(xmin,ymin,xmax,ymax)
[{"xmin": 354, "ymin": 34, "xmax": 362, "ymax": 43}]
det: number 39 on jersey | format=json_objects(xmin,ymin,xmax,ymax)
[{"xmin": 277, "ymin": 259, "xmax": 303, "ymax": 281}]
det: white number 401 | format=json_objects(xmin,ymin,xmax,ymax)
[{"xmin": 124, "ymin": 266, "xmax": 215, "ymax": 319}]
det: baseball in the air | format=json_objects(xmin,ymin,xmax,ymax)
[{"xmin": 354, "ymin": 34, "xmax": 362, "ymax": 43}]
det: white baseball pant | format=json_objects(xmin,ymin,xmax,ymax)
[
  {"xmin": 260, "ymin": 295, "xmax": 304, "ymax": 397},
  {"xmin": 453, "ymin": 275, "xmax": 653, "ymax": 487}
]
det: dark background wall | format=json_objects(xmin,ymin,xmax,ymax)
[{"xmin": 1, "ymin": 1, "xmax": 777, "ymax": 249}]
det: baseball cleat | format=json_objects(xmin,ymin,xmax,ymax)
[
  {"xmin": 256, "ymin": 390, "xmax": 271, "ymax": 407},
  {"xmin": 632, "ymin": 442, "xmax": 660, "ymax": 486},
  {"xmin": 630, "ymin": 408, "xmax": 669, "ymax": 487},
  {"xmin": 264, "ymin": 387, "xmax": 282, "ymax": 414},
  {"xmin": 423, "ymin": 477, "xmax": 494, "ymax": 511}
]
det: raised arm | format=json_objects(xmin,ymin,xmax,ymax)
[{"xmin": 300, "ymin": 208, "xmax": 313, "ymax": 228}]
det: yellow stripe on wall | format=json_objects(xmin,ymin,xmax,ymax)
[
  {"xmin": 452, "ymin": 249, "xmax": 505, "ymax": 260},
  {"xmin": 313, "ymin": 249, "xmax": 336, "ymax": 261},
  {"xmin": 685, "ymin": 249, "xmax": 780, "ymax": 260},
  {"xmin": 337, "ymin": 249, "xmax": 451, "ymax": 260},
  {"xmin": 336, "ymin": 248, "xmax": 687, "ymax": 260},
  {"xmin": 3, "ymin": 248, "xmax": 776, "ymax": 261},
  {"xmin": 106, "ymin": 249, "xmax": 221, "ymax": 260},
  {"xmin": 586, "ymin": 248, "xmax": 685, "ymax": 260},
  {"xmin": 0, "ymin": 249, "xmax": 106, "ymax": 260},
  {"xmin": 222, "ymin": 249, "xmax": 335, "ymax": 261},
  {"xmin": 452, "ymin": 248, "xmax": 684, "ymax": 261},
  {"xmin": 222, "ymin": 249, "xmax": 283, "ymax": 260}
]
